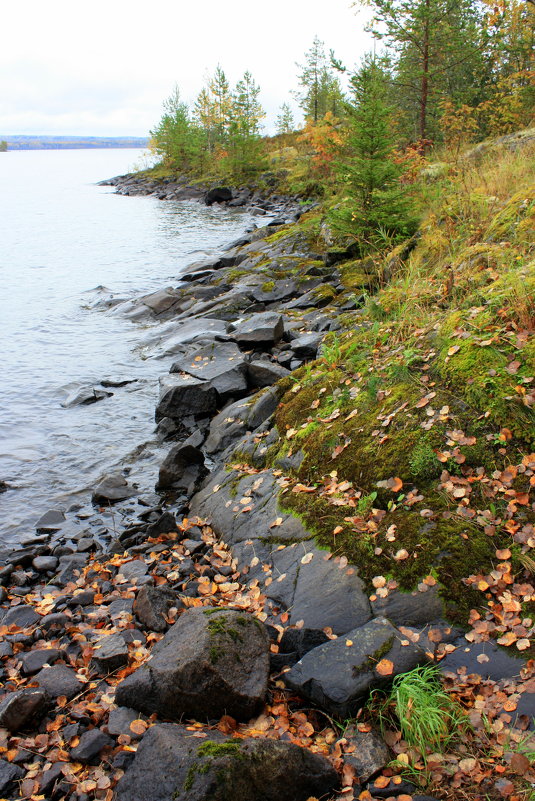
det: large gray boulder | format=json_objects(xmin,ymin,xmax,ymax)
[
  {"xmin": 285, "ymin": 617, "xmax": 426, "ymax": 717},
  {"xmin": 115, "ymin": 724, "xmax": 339, "ymax": 801},
  {"xmin": 115, "ymin": 608, "xmax": 269, "ymax": 722},
  {"xmin": 229, "ymin": 312, "xmax": 284, "ymax": 347},
  {"xmin": 247, "ymin": 360, "xmax": 290, "ymax": 388},
  {"xmin": 155, "ymin": 375, "xmax": 218, "ymax": 422}
]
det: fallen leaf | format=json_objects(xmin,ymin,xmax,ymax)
[{"xmin": 375, "ymin": 659, "xmax": 394, "ymax": 676}]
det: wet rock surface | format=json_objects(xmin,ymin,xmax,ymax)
[
  {"xmin": 115, "ymin": 607, "xmax": 270, "ymax": 721},
  {"xmin": 115, "ymin": 724, "xmax": 339, "ymax": 801}
]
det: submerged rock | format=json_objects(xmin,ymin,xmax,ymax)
[
  {"xmin": 61, "ymin": 385, "xmax": 113, "ymax": 408},
  {"xmin": 92, "ymin": 473, "xmax": 135, "ymax": 504}
]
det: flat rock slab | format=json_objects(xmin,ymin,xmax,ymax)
[
  {"xmin": 285, "ymin": 617, "xmax": 426, "ymax": 717},
  {"xmin": 91, "ymin": 634, "xmax": 129, "ymax": 674},
  {"xmin": 62, "ymin": 385, "xmax": 113, "ymax": 408},
  {"xmin": 155, "ymin": 374, "xmax": 218, "ymax": 422},
  {"xmin": 115, "ymin": 607, "xmax": 269, "ymax": 722},
  {"xmin": 170, "ymin": 342, "xmax": 247, "ymax": 400},
  {"xmin": 34, "ymin": 665, "xmax": 84, "ymax": 700},
  {"xmin": 189, "ymin": 469, "xmax": 311, "ymax": 546},
  {"xmin": 148, "ymin": 319, "xmax": 227, "ymax": 359},
  {"xmin": 117, "ymin": 559, "xmax": 150, "ymax": 584},
  {"xmin": 115, "ymin": 724, "xmax": 339, "ymax": 801},
  {"xmin": 229, "ymin": 312, "xmax": 284, "ymax": 347},
  {"xmin": 1, "ymin": 604, "xmax": 40, "ymax": 628},
  {"xmin": 21, "ymin": 648, "xmax": 62, "ymax": 675}
]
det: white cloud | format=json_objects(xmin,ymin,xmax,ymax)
[{"xmin": 1, "ymin": 0, "xmax": 372, "ymax": 135}]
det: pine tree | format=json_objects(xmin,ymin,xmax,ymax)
[
  {"xmin": 276, "ymin": 103, "xmax": 295, "ymax": 134},
  {"xmin": 355, "ymin": 0, "xmax": 487, "ymax": 143},
  {"xmin": 295, "ymin": 36, "xmax": 344, "ymax": 122},
  {"xmin": 226, "ymin": 71, "xmax": 266, "ymax": 178},
  {"xmin": 150, "ymin": 85, "xmax": 200, "ymax": 170},
  {"xmin": 330, "ymin": 57, "xmax": 417, "ymax": 252}
]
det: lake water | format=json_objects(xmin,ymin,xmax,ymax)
[{"xmin": 0, "ymin": 149, "xmax": 253, "ymax": 545}]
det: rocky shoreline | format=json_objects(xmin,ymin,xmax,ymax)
[{"xmin": 0, "ymin": 183, "xmax": 532, "ymax": 801}]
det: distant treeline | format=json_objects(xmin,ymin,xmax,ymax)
[{"xmin": 1, "ymin": 136, "xmax": 149, "ymax": 150}]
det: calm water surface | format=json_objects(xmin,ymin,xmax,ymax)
[{"xmin": 0, "ymin": 149, "xmax": 252, "ymax": 544}]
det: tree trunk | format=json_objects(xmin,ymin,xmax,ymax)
[{"xmin": 420, "ymin": 0, "xmax": 431, "ymax": 145}]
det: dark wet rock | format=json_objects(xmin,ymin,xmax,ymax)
[
  {"xmin": 170, "ymin": 342, "xmax": 247, "ymax": 401},
  {"xmin": 117, "ymin": 559, "xmax": 150, "ymax": 584},
  {"xmin": 279, "ymin": 628, "xmax": 330, "ymax": 659},
  {"xmin": 155, "ymin": 375, "xmax": 218, "ymax": 423},
  {"xmin": 157, "ymin": 444, "xmax": 206, "ymax": 492},
  {"xmin": 66, "ymin": 590, "xmax": 95, "ymax": 608},
  {"xmin": 0, "ymin": 688, "xmax": 49, "ymax": 731},
  {"xmin": 119, "ymin": 628, "xmax": 147, "ymax": 645},
  {"xmin": 0, "ymin": 642, "xmax": 13, "ymax": 657},
  {"xmin": 115, "ymin": 723, "xmax": 339, "ymax": 801},
  {"xmin": 342, "ymin": 728, "xmax": 391, "ymax": 782},
  {"xmin": 92, "ymin": 474, "xmax": 135, "ymax": 504},
  {"xmin": 39, "ymin": 612, "xmax": 68, "ymax": 632},
  {"xmin": 440, "ymin": 640, "xmax": 526, "ymax": 682},
  {"xmin": 34, "ymin": 664, "xmax": 84, "ymax": 700},
  {"xmin": 35, "ymin": 509, "xmax": 65, "ymax": 531},
  {"xmin": 39, "ymin": 761, "xmax": 65, "ymax": 795},
  {"xmin": 290, "ymin": 332, "xmax": 323, "ymax": 358},
  {"xmin": 70, "ymin": 728, "xmax": 113, "ymax": 764},
  {"xmin": 116, "ymin": 607, "xmax": 269, "ymax": 722},
  {"xmin": 55, "ymin": 553, "xmax": 88, "ymax": 586},
  {"xmin": 21, "ymin": 648, "xmax": 62, "ymax": 675},
  {"xmin": 62, "ymin": 385, "xmax": 113, "ymax": 408},
  {"xmin": 189, "ymin": 470, "xmax": 311, "ymax": 546},
  {"xmin": 247, "ymin": 360, "xmax": 290, "ymax": 388},
  {"xmin": 367, "ymin": 778, "xmax": 418, "ymax": 798},
  {"xmin": 205, "ymin": 187, "xmax": 233, "ymax": 205},
  {"xmin": 1, "ymin": 604, "xmax": 40, "ymax": 628},
  {"xmin": 146, "ymin": 511, "xmax": 177, "ymax": 536},
  {"xmin": 133, "ymin": 586, "xmax": 180, "ymax": 632},
  {"xmin": 371, "ymin": 586, "xmax": 444, "ymax": 627},
  {"xmin": 108, "ymin": 598, "xmax": 134, "ymax": 619},
  {"xmin": 106, "ymin": 706, "xmax": 140, "ymax": 737},
  {"xmin": 32, "ymin": 555, "xmax": 59, "ymax": 572},
  {"xmin": 140, "ymin": 287, "xmax": 183, "ymax": 316},
  {"xmin": 285, "ymin": 617, "xmax": 426, "ymax": 717},
  {"xmin": 91, "ymin": 634, "xmax": 129, "ymax": 674},
  {"xmin": 251, "ymin": 279, "xmax": 297, "ymax": 304},
  {"xmin": 204, "ymin": 385, "xmax": 283, "ymax": 456},
  {"xmin": 0, "ymin": 759, "xmax": 24, "ymax": 796},
  {"xmin": 10, "ymin": 569, "xmax": 29, "ymax": 586},
  {"xmin": 101, "ymin": 376, "xmax": 137, "ymax": 387},
  {"xmin": 229, "ymin": 312, "xmax": 284, "ymax": 347}
]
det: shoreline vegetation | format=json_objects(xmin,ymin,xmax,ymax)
[{"xmin": 1, "ymin": 3, "xmax": 534, "ymax": 799}]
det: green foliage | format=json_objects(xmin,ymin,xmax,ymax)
[
  {"xmin": 0, "ymin": 140, "xmax": 7, "ymax": 152},
  {"xmin": 294, "ymin": 36, "xmax": 344, "ymax": 123},
  {"xmin": 276, "ymin": 102, "xmax": 295, "ymax": 135},
  {"xmin": 387, "ymin": 664, "xmax": 468, "ymax": 752},
  {"xmin": 329, "ymin": 57, "xmax": 417, "ymax": 253},
  {"xmin": 409, "ymin": 438, "xmax": 441, "ymax": 480}
]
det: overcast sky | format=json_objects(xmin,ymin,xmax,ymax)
[{"xmin": 0, "ymin": 0, "xmax": 374, "ymax": 137}]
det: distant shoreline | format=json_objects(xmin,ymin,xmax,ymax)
[{"xmin": 0, "ymin": 135, "xmax": 149, "ymax": 151}]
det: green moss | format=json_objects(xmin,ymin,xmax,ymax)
[
  {"xmin": 409, "ymin": 437, "xmax": 442, "ymax": 481},
  {"xmin": 261, "ymin": 280, "xmax": 275, "ymax": 292},
  {"xmin": 339, "ymin": 258, "xmax": 379, "ymax": 291},
  {"xmin": 197, "ymin": 741, "xmax": 243, "ymax": 758}
]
